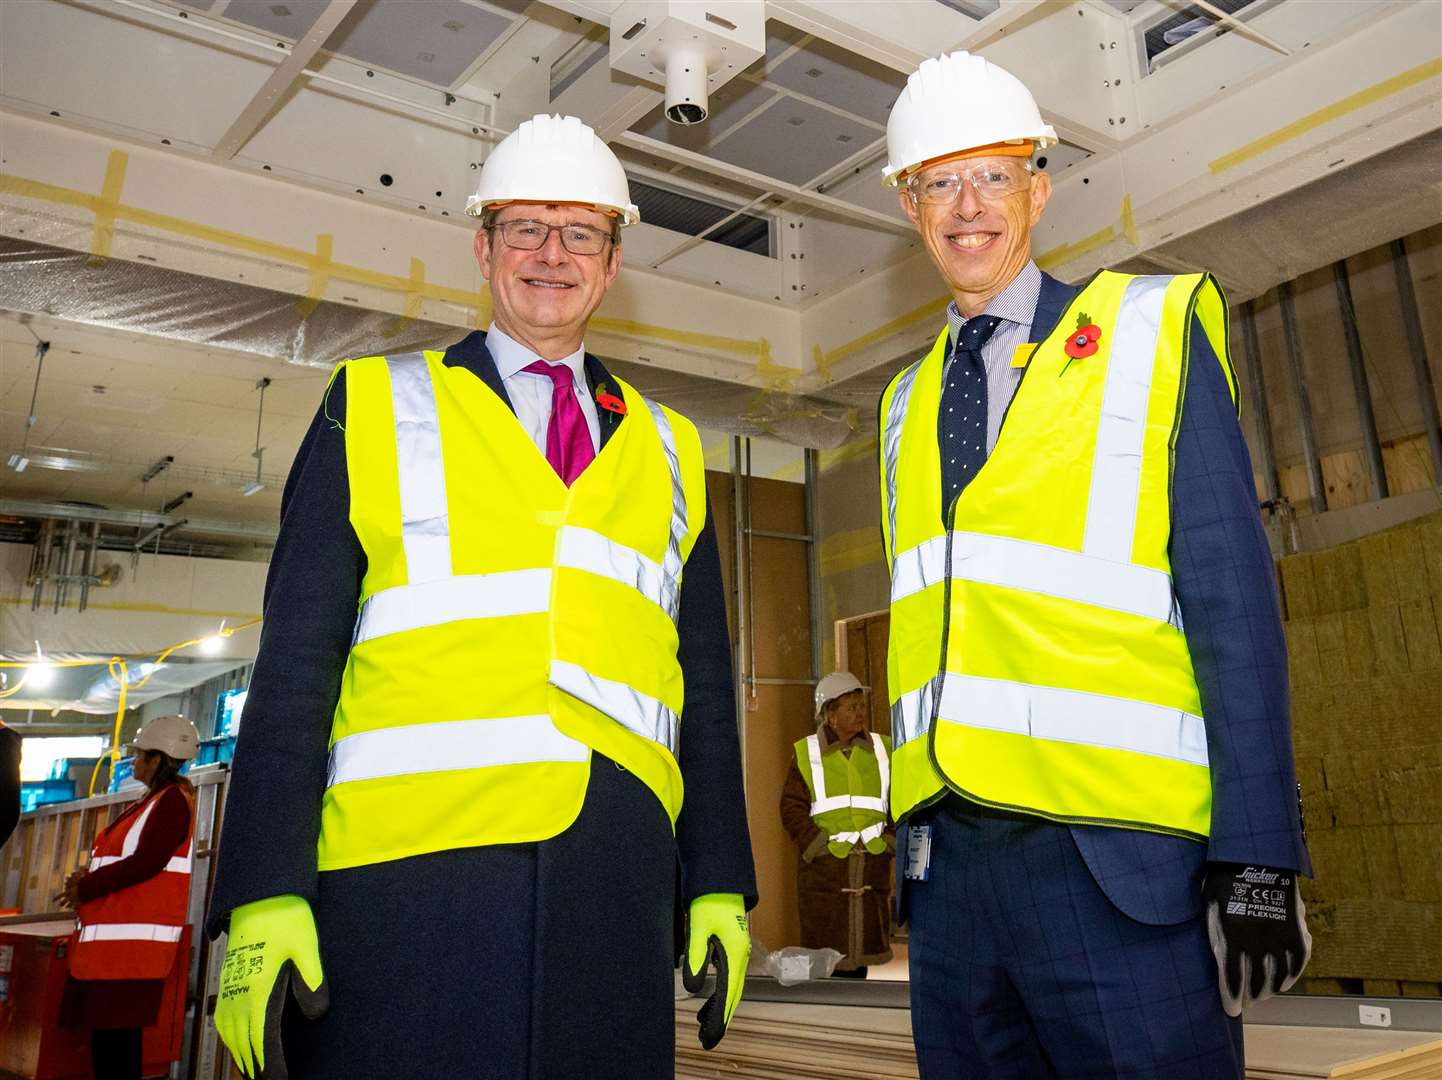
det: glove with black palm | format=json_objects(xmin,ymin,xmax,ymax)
[{"xmin": 1203, "ymin": 863, "xmax": 1311, "ymax": 1017}]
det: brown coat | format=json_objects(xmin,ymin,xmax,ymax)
[{"xmin": 779, "ymin": 725, "xmax": 894, "ymax": 970}]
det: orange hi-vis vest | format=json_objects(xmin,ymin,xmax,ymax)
[{"xmin": 72, "ymin": 786, "xmax": 194, "ymax": 980}]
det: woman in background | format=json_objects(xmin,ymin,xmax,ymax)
[{"xmin": 57, "ymin": 715, "xmax": 198, "ymax": 1080}]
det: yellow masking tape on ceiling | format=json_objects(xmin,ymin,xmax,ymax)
[
  {"xmin": 1210, "ymin": 56, "xmax": 1442, "ymax": 175},
  {"xmin": 755, "ymin": 346, "xmax": 800, "ymax": 393},
  {"xmin": 819, "ymin": 526, "xmax": 884, "ymax": 577},
  {"xmin": 0, "ymin": 164, "xmax": 770, "ymax": 361},
  {"xmin": 821, "ymin": 293, "xmax": 951, "ymax": 371},
  {"xmin": 296, "ymin": 233, "xmax": 335, "ymax": 320},
  {"xmin": 589, "ymin": 317, "xmax": 771, "ymax": 361},
  {"xmin": 1036, "ymin": 220, "xmax": 1117, "ymax": 272},
  {"xmin": 1120, "ymin": 194, "xmax": 1137, "ymax": 247},
  {"xmin": 384, "ymin": 256, "xmax": 427, "ymax": 337},
  {"xmin": 88, "ymin": 150, "xmax": 129, "ymax": 267}
]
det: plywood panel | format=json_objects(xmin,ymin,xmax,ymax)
[
  {"xmin": 746, "ymin": 682, "xmax": 815, "ymax": 952},
  {"xmin": 864, "ymin": 614, "xmax": 891, "ymax": 737}
]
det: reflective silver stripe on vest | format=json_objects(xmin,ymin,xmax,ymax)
[
  {"xmin": 891, "ymin": 677, "xmax": 939, "ymax": 750},
  {"xmin": 387, "ymin": 353, "xmax": 452, "ymax": 584},
  {"xmin": 77, "ymin": 923, "xmax": 183, "ymax": 944},
  {"xmin": 555, "ymin": 527, "xmax": 680, "ymax": 625},
  {"xmin": 326, "ymin": 714, "xmax": 588, "ymax": 787},
  {"xmin": 1082, "ymin": 277, "xmax": 1170, "ymax": 563},
  {"xmin": 829, "ymin": 822, "xmax": 887, "ymax": 847},
  {"xmin": 644, "ymin": 400, "xmax": 687, "ymax": 622},
  {"xmin": 90, "ymin": 854, "xmax": 192, "ymax": 874},
  {"xmin": 89, "ymin": 797, "xmax": 192, "ymax": 874},
  {"xmin": 937, "ymin": 673, "xmax": 1209, "ymax": 766},
  {"xmin": 947, "ymin": 531, "xmax": 1175, "ymax": 623},
  {"xmin": 805, "ymin": 733, "xmax": 889, "ymax": 817},
  {"xmin": 890, "ymin": 536, "xmax": 947, "ymax": 603},
  {"xmin": 352, "ymin": 569, "xmax": 552, "ymax": 647},
  {"xmin": 882, "ymin": 362, "xmax": 923, "ymax": 562},
  {"xmin": 550, "ymin": 659, "xmax": 679, "ymax": 755}
]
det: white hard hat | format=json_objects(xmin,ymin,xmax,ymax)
[
  {"xmin": 883, "ymin": 51, "xmax": 1057, "ymax": 186},
  {"xmin": 465, "ymin": 114, "xmax": 640, "ymax": 225},
  {"xmin": 130, "ymin": 714, "xmax": 200, "ymax": 761},
  {"xmin": 815, "ymin": 672, "xmax": 866, "ymax": 718}
]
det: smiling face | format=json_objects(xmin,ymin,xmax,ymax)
[
  {"xmin": 898, "ymin": 158, "xmax": 1051, "ymax": 317},
  {"xmin": 474, "ymin": 201, "xmax": 622, "ymax": 360}
]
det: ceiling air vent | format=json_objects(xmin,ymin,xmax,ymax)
[
  {"xmin": 631, "ymin": 180, "xmax": 773, "ymax": 257},
  {"xmin": 1143, "ymin": 0, "xmax": 1274, "ymax": 72}
]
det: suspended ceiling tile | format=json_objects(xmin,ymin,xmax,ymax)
[
  {"xmin": 324, "ymin": 0, "xmax": 517, "ymax": 87},
  {"xmin": 709, "ymin": 98, "xmax": 872, "ymax": 186},
  {"xmin": 933, "ymin": 0, "xmax": 1000, "ymax": 18},
  {"xmin": 174, "ymin": 0, "xmax": 220, "ymax": 10},
  {"xmin": 1036, "ymin": 140, "xmax": 1092, "ymax": 174},
  {"xmin": 765, "ymin": 36, "xmax": 904, "ymax": 127},
  {"xmin": 221, "ymin": 0, "xmax": 329, "ymax": 41}
]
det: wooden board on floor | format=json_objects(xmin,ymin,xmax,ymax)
[{"xmin": 675, "ymin": 1000, "xmax": 1442, "ymax": 1080}]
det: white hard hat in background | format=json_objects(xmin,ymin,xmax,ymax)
[
  {"xmin": 815, "ymin": 671, "xmax": 866, "ymax": 718},
  {"xmin": 883, "ymin": 51, "xmax": 1058, "ymax": 186},
  {"xmin": 465, "ymin": 114, "xmax": 640, "ymax": 225},
  {"xmin": 130, "ymin": 714, "xmax": 200, "ymax": 761}
]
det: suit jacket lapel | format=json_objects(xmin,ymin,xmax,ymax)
[
  {"xmin": 584, "ymin": 353, "xmax": 622, "ymax": 451},
  {"xmin": 1030, "ymin": 272, "xmax": 1081, "ymax": 343}
]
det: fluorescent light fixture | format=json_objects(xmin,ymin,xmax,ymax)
[
  {"xmin": 27, "ymin": 662, "xmax": 55, "ymax": 690},
  {"xmin": 241, "ymin": 481, "xmax": 265, "ymax": 497}
]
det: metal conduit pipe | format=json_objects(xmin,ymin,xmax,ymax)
[
  {"xmin": 1332, "ymin": 260, "xmax": 1388, "ymax": 501},
  {"xmin": 1240, "ymin": 301, "xmax": 1281, "ymax": 504},
  {"xmin": 804, "ymin": 448, "xmax": 822, "ymax": 684},
  {"xmin": 1277, "ymin": 280, "xmax": 1328, "ymax": 513},
  {"xmin": 1326, "ymin": 259, "xmax": 1384, "ymax": 498},
  {"xmin": 1390, "ymin": 238, "xmax": 1442, "ymax": 485}
]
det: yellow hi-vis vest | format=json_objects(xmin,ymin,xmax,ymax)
[
  {"xmin": 879, "ymin": 271, "xmax": 1237, "ymax": 838},
  {"xmin": 794, "ymin": 733, "xmax": 891, "ymax": 857},
  {"xmin": 317, "ymin": 351, "xmax": 706, "ymax": 871}
]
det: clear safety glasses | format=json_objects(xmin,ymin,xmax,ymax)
[
  {"xmin": 907, "ymin": 160, "xmax": 1035, "ymax": 205},
  {"xmin": 491, "ymin": 219, "xmax": 614, "ymax": 256}
]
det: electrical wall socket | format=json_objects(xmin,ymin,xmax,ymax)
[{"xmin": 1358, "ymin": 1004, "xmax": 1392, "ymax": 1028}]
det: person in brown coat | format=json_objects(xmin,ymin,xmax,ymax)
[{"xmin": 780, "ymin": 673, "xmax": 894, "ymax": 977}]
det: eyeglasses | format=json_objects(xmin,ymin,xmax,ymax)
[
  {"xmin": 491, "ymin": 219, "xmax": 614, "ymax": 255},
  {"xmin": 907, "ymin": 160, "xmax": 1034, "ymax": 205}
]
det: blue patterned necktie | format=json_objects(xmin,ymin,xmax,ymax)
[{"xmin": 939, "ymin": 314, "xmax": 1003, "ymax": 511}]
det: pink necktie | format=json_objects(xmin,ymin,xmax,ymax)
[{"xmin": 523, "ymin": 360, "xmax": 595, "ymax": 485}]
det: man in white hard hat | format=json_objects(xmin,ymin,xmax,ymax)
[
  {"xmin": 878, "ymin": 53, "xmax": 1310, "ymax": 1077},
  {"xmin": 780, "ymin": 672, "xmax": 893, "ymax": 977},
  {"xmin": 207, "ymin": 114, "xmax": 756, "ymax": 1080}
]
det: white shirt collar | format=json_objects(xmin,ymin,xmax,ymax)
[{"xmin": 486, "ymin": 323, "xmax": 587, "ymax": 382}]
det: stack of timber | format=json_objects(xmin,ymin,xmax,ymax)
[
  {"xmin": 1245, "ymin": 1026, "xmax": 1441, "ymax": 1079},
  {"xmin": 674, "ymin": 999, "xmax": 918, "ymax": 1079},
  {"xmin": 1278, "ymin": 510, "xmax": 1442, "ymax": 995}
]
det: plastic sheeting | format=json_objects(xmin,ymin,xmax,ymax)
[
  {"xmin": 0, "ymin": 654, "xmax": 247, "ymax": 714},
  {"xmin": 0, "ymin": 237, "xmax": 860, "ymax": 448}
]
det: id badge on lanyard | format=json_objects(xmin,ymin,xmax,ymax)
[{"xmin": 904, "ymin": 824, "xmax": 933, "ymax": 882}]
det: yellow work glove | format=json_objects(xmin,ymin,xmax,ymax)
[
  {"xmin": 681, "ymin": 892, "xmax": 750, "ymax": 1050},
  {"xmin": 215, "ymin": 895, "xmax": 328, "ymax": 1079}
]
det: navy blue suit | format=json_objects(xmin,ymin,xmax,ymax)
[
  {"xmin": 208, "ymin": 333, "xmax": 755, "ymax": 1079},
  {"xmin": 903, "ymin": 273, "xmax": 1308, "ymax": 1078}
]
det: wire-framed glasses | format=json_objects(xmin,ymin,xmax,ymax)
[
  {"xmin": 907, "ymin": 160, "xmax": 1034, "ymax": 205},
  {"xmin": 491, "ymin": 219, "xmax": 613, "ymax": 255}
]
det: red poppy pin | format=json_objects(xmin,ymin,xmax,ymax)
[
  {"xmin": 596, "ymin": 385, "xmax": 627, "ymax": 415},
  {"xmin": 1060, "ymin": 312, "xmax": 1102, "ymax": 376}
]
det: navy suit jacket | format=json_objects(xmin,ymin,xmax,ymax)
[{"xmin": 930, "ymin": 272, "xmax": 1309, "ymax": 926}]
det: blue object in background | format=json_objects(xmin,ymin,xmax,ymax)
[
  {"xmin": 108, "ymin": 756, "xmax": 136, "ymax": 793},
  {"xmin": 19, "ymin": 779, "xmax": 76, "ymax": 813},
  {"xmin": 216, "ymin": 688, "xmax": 248, "ymax": 738}
]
